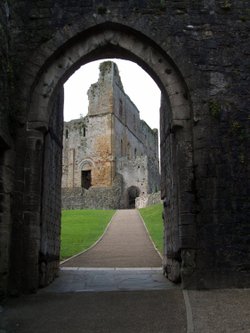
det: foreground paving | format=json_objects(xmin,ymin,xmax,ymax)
[
  {"xmin": 187, "ymin": 288, "xmax": 250, "ymax": 333},
  {"xmin": 1, "ymin": 209, "xmax": 250, "ymax": 332},
  {"xmin": 1, "ymin": 282, "xmax": 250, "ymax": 333},
  {"xmin": 0, "ymin": 289, "xmax": 187, "ymax": 333},
  {"xmin": 44, "ymin": 267, "xmax": 173, "ymax": 293}
]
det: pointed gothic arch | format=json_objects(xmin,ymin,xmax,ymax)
[{"xmin": 11, "ymin": 20, "xmax": 196, "ymax": 292}]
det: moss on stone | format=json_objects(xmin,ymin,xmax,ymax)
[
  {"xmin": 220, "ymin": 0, "xmax": 232, "ymax": 10},
  {"xmin": 229, "ymin": 121, "xmax": 249, "ymax": 143},
  {"xmin": 97, "ymin": 6, "xmax": 107, "ymax": 15},
  {"xmin": 231, "ymin": 121, "xmax": 241, "ymax": 134},
  {"xmin": 209, "ymin": 100, "xmax": 221, "ymax": 120}
]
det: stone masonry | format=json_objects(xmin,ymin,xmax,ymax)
[
  {"xmin": 61, "ymin": 61, "xmax": 160, "ymax": 209},
  {"xmin": 0, "ymin": 0, "xmax": 249, "ymax": 295}
]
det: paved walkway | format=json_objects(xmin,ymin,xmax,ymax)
[
  {"xmin": 61, "ymin": 209, "xmax": 162, "ymax": 268},
  {"xmin": 44, "ymin": 268, "xmax": 175, "ymax": 293},
  {"xmin": 0, "ymin": 290, "xmax": 187, "ymax": 333},
  {"xmin": 1, "ymin": 209, "xmax": 250, "ymax": 332}
]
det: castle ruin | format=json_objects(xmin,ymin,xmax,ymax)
[{"xmin": 62, "ymin": 61, "xmax": 160, "ymax": 209}]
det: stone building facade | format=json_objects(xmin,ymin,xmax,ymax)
[
  {"xmin": 62, "ymin": 61, "xmax": 160, "ymax": 209},
  {"xmin": 0, "ymin": 1, "xmax": 249, "ymax": 295}
]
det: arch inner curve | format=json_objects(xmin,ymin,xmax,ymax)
[{"xmin": 19, "ymin": 21, "xmax": 195, "ymax": 291}]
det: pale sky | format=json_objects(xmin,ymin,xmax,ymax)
[{"xmin": 63, "ymin": 59, "xmax": 161, "ymax": 130}]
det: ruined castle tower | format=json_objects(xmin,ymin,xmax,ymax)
[{"xmin": 62, "ymin": 61, "xmax": 160, "ymax": 209}]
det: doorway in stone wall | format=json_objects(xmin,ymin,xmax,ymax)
[
  {"xmin": 127, "ymin": 186, "xmax": 140, "ymax": 208},
  {"xmin": 81, "ymin": 170, "xmax": 91, "ymax": 189},
  {"xmin": 19, "ymin": 22, "xmax": 194, "ymax": 292}
]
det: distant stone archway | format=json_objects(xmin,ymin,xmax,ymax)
[
  {"xmin": 79, "ymin": 159, "xmax": 95, "ymax": 172},
  {"xmin": 127, "ymin": 186, "xmax": 140, "ymax": 209},
  {"xmin": 11, "ymin": 20, "xmax": 195, "ymax": 292}
]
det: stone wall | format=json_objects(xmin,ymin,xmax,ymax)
[
  {"xmin": 0, "ymin": 0, "xmax": 249, "ymax": 294},
  {"xmin": 0, "ymin": 2, "xmax": 14, "ymax": 298},
  {"xmin": 0, "ymin": 2, "xmax": 12, "ymax": 150},
  {"xmin": 135, "ymin": 192, "xmax": 162, "ymax": 209},
  {"xmin": 62, "ymin": 174, "xmax": 123, "ymax": 210},
  {"xmin": 62, "ymin": 115, "xmax": 113, "ymax": 188}
]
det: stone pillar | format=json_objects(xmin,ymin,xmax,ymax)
[
  {"xmin": 161, "ymin": 93, "xmax": 181, "ymax": 282},
  {"xmin": 40, "ymin": 89, "xmax": 63, "ymax": 287},
  {"xmin": 0, "ymin": 148, "xmax": 14, "ymax": 297},
  {"xmin": 9, "ymin": 90, "xmax": 63, "ymax": 294},
  {"xmin": 22, "ymin": 128, "xmax": 44, "ymax": 292},
  {"xmin": 160, "ymin": 92, "xmax": 196, "ymax": 284}
]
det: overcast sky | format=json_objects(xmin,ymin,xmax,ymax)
[{"xmin": 63, "ymin": 59, "xmax": 161, "ymax": 130}]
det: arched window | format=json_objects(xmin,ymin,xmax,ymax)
[{"xmin": 65, "ymin": 129, "xmax": 69, "ymax": 139}]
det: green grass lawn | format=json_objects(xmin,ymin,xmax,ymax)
[
  {"xmin": 60, "ymin": 209, "xmax": 115, "ymax": 260},
  {"xmin": 139, "ymin": 203, "xmax": 164, "ymax": 255}
]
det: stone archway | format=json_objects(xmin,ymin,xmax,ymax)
[
  {"xmin": 11, "ymin": 21, "xmax": 195, "ymax": 293},
  {"xmin": 127, "ymin": 186, "xmax": 140, "ymax": 209}
]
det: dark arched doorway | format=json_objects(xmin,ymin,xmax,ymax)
[{"xmin": 127, "ymin": 186, "xmax": 140, "ymax": 209}]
